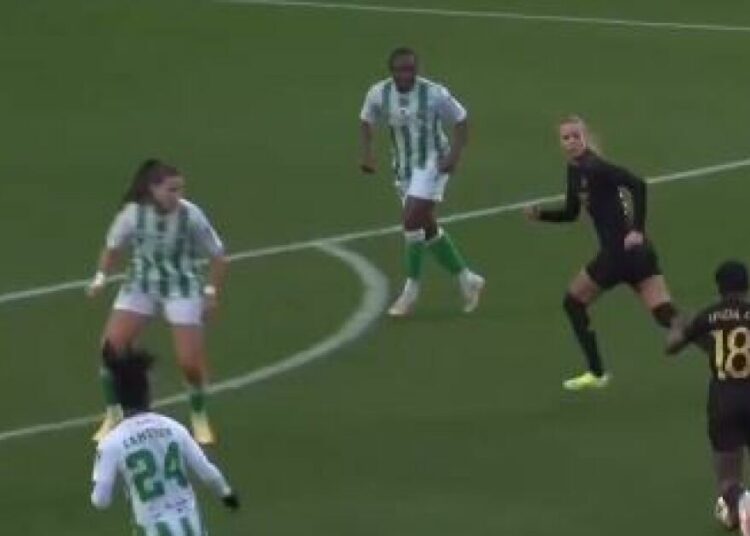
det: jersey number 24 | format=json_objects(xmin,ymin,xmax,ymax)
[{"xmin": 125, "ymin": 441, "xmax": 189, "ymax": 502}]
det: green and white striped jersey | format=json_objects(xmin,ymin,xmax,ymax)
[
  {"xmin": 360, "ymin": 76, "xmax": 467, "ymax": 182},
  {"xmin": 106, "ymin": 200, "xmax": 224, "ymax": 299},
  {"xmin": 92, "ymin": 412, "xmax": 231, "ymax": 533}
]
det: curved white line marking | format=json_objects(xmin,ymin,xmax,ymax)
[
  {"xmin": 0, "ymin": 156, "xmax": 748, "ymax": 306},
  {"xmin": 0, "ymin": 242, "xmax": 388, "ymax": 444}
]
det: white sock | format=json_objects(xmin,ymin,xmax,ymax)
[{"xmin": 458, "ymin": 268, "xmax": 474, "ymax": 287}]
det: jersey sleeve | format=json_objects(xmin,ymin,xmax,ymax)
[
  {"xmin": 188, "ymin": 203, "xmax": 225, "ymax": 258},
  {"xmin": 359, "ymin": 84, "xmax": 383, "ymax": 125},
  {"xmin": 105, "ymin": 204, "xmax": 137, "ymax": 250},
  {"xmin": 538, "ymin": 170, "xmax": 581, "ymax": 222},
  {"xmin": 179, "ymin": 426, "xmax": 232, "ymax": 498},
  {"xmin": 435, "ymin": 85, "xmax": 467, "ymax": 124},
  {"xmin": 90, "ymin": 440, "xmax": 119, "ymax": 510}
]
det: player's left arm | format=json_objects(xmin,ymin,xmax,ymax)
[
  {"xmin": 610, "ymin": 164, "xmax": 647, "ymax": 248},
  {"xmin": 180, "ymin": 428, "xmax": 239, "ymax": 510},
  {"xmin": 190, "ymin": 204, "xmax": 228, "ymax": 315},
  {"xmin": 436, "ymin": 86, "xmax": 468, "ymax": 174},
  {"xmin": 90, "ymin": 442, "xmax": 119, "ymax": 510}
]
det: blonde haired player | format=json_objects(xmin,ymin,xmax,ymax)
[
  {"xmin": 360, "ymin": 47, "xmax": 484, "ymax": 316},
  {"xmin": 525, "ymin": 116, "xmax": 678, "ymax": 390},
  {"xmin": 88, "ymin": 159, "xmax": 227, "ymax": 444},
  {"xmin": 91, "ymin": 347, "xmax": 239, "ymax": 535}
]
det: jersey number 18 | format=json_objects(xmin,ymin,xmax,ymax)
[{"xmin": 711, "ymin": 327, "xmax": 750, "ymax": 380}]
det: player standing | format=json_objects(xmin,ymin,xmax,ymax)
[
  {"xmin": 87, "ymin": 159, "xmax": 228, "ymax": 444},
  {"xmin": 359, "ymin": 47, "xmax": 484, "ymax": 316},
  {"xmin": 91, "ymin": 346, "xmax": 239, "ymax": 535},
  {"xmin": 667, "ymin": 261, "xmax": 750, "ymax": 533},
  {"xmin": 524, "ymin": 116, "xmax": 679, "ymax": 390}
]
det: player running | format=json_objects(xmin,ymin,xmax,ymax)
[
  {"xmin": 91, "ymin": 346, "xmax": 239, "ymax": 535},
  {"xmin": 359, "ymin": 47, "xmax": 484, "ymax": 316},
  {"xmin": 524, "ymin": 116, "xmax": 679, "ymax": 390},
  {"xmin": 87, "ymin": 159, "xmax": 228, "ymax": 444},
  {"xmin": 667, "ymin": 261, "xmax": 750, "ymax": 533}
]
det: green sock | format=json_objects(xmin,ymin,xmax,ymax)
[
  {"xmin": 99, "ymin": 366, "xmax": 118, "ymax": 408},
  {"xmin": 428, "ymin": 230, "xmax": 467, "ymax": 275},
  {"xmin": 404, "ymin": 230, "xmax": 426, "ymax": 279},
  {"xmin": 188, "ymin": 385, "xmax": 206, "ymax": 414}
]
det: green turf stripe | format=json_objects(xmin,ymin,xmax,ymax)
[{"xmin": 417, "ymin": 81, "xmax": 428, "ymax": 168}]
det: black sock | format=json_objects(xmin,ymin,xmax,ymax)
[
  {"xmin": 563, "ymin": 294, "xmax": 604, "ymax": 376},
  {"xmin": 652, "ymin": 302, "xmax": 678, "ymax": 329},
  {"xmin": 723, "ymin": 483, "xmax": 745, "ymax": 525}
]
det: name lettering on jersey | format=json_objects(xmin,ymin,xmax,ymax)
[
  {"xmin": 123, "ymin": 427, "xmax": 173, "ymax": 449},
  {"xmin": 708, "ymin": 308, "xmax": 750, "ymax": 324}
]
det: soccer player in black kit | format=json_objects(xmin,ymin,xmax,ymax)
[
  {"xmin": 524, "ymin": 116, "xmax": 679, "ymax": 390},
  {"xmin": 667, "ymin": 261, "xmax": 750, "ymax": 533}
]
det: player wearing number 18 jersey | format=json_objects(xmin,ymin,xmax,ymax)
[
  {"xmin": 91, "ymin": 347, "xmax": 238, "ymax": 535},
  {"xmin": 668, "ymin": 261, "xmax": 750, "ymax": 533}
]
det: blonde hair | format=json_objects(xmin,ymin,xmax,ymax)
[{"xmin": 559, "ymin": 114, "xmax": 602, "ymax": 154}]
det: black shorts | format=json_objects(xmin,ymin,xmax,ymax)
[
  {"xmin": 585, "ymin": 244, "xmax": 661, "ymax": 290},
  {"xmin": 708, "ymin": 382, "xmax": 750, "ymax": 452}
]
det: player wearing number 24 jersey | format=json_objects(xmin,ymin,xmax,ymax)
[
  {"xmin": 668, "ymin": 261, "xmax": 750, "ymax": 534},
  {"xmin": 91, "ymin": 347, "xmax": 238, "ymax": 536}
]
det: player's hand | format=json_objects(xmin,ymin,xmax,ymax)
[
  {"xmin": 222, "ymin": 492, "xmax": 240, "ymax": 511},
  {"xmin": 438, "ymin": 153, "xmax": 460, "ymax": 174},
  {"xmin": 360, "ymin": 154, "xmax": 376, "ymax": 174},
  {"xmin": 86, "ymin": 272, "xmax": 106, "ymax": 298},
  {"xmin": 623, "ymin": 231, "xmax": 644, "ymax": 250},
  {"xmin": 523, "ymin": 205, "xmax": 541, "ymax": 221}
]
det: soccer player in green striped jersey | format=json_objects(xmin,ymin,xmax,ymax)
[
  {"xmin": 87, "ymin": 160, "xmax": 228, "ymax": 445},
  {"xmin": 91, "ymin": 347, "xmax": 239, "ymax": 536},
  {"xmin": 360, "ymin": 47, "xmax": 484, "ymax": 316}
]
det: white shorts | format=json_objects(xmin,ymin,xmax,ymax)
[
  {"xmin": 396, "ymin": 164, "xmax": 450, "ymax": 202},
  {"xmin": 114, "ymin": 288, "xmax": 203, "ymax": 326}
]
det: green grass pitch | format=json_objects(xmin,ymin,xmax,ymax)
[{"xmin": 1, "ymin": 0, "xmax": 750, "ymax": 534}]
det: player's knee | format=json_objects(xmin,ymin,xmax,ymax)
[
  {"xmin": 101, "ymin": 339, "xmax": 125, "ymax": 361},
  {"xmin": 563, "ymin": 293, "xmax": 589, "ymax": 328},
  {"xmin": 423, "ymin": 224, "xmax": 439, "ymax": 241}
]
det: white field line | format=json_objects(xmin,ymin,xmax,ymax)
[
  {"xmin": 219, "ymin": 0, "xmax": 750, "ymax": 34},
  {"xmin": 0, "ymin": 242, "xmax": 389, "ymax": 444},
  {"xmin": 0, "ymin": 156, "xmax": 746, "ymax": 443},
  {"xmin": 0, "ymin": 156, "xmax": 748, "ymax": 307}
]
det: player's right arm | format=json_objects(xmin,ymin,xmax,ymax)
[
  {"xmin": 90, "ymin": 440, "xmax": 119, "ymax": 510},
  {"xmin": 87, "ymin": 204, "xmax": 137, "ymax": 298},
  {"xmin": 180, "ymin": 428, "xmax": 239, "ymax": 510},
  {"xmin": 525, "ymin": 172, "xmax": 580, "ymax": 223},
  {"xmin": 359, "ymin": 85, "xmax": 382, "ymax": 174}
]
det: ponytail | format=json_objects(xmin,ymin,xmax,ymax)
[{"xmin": 121, "ymin": 159, "xmax": 180, "ymax": 206}]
